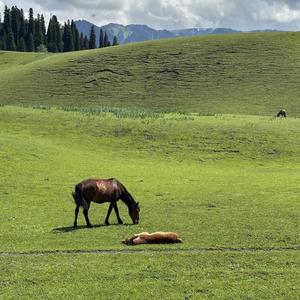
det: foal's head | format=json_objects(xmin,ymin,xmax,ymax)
[{"xmin": 129, "ymin": 202, "xmax": 140, "ymax": 224}]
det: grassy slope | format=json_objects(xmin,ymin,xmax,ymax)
[
  {"xmin": 1, "ymin": 32, "xmax": 300, "ymax": 299},
  {"xmin": 1, "ymin": 32, "xmax": 300, "ymax": 115},
  {"xmin": 0, "ymin": 106, "xmax": 299, "ymax": 299}
]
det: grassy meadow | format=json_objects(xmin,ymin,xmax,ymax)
[
  {"xmin": 0, "ymin": 33, "xmax": 300, "ymax": 299},
  {"xmin": 1, "ymin": 32, "xmax": 300, "ymax": 115},
  {"xmin": 0, "ymin": 106, "xmax": 299, "ymax": 299}
]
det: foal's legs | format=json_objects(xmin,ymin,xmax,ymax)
[
  {"xmin": 105, "ymin": 202, "xmax": 123, "ymax": 225},
  {"xmin": 83, "ymin": 203, "xmax": 93, "ymax": 228},
  {"xmin": 73, "ymin": 204, "xmax": 80, "ymax": 228}
]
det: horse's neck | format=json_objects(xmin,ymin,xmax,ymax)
[{"xmin": 120, "ymin": 191, "xmax": 135, "ymax": 208}]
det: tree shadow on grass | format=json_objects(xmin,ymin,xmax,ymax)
[{"xmin": 52, "ymin": 223, "xmax": 134, "ymax": 233}]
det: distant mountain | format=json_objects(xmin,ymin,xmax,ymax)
[
  {"xmin": 75, "ymin": 20, "xmax": 241, "ymax": 45},
  {"xmin": 75, "ymin": 20, "xmax": 174, "ymax": 46},
  {"xmin": 249, "ymin": 29, "xmax": 282, "ymax": 33},
  {"xmin": 171, "ymin": 27, "xmax": 240, "ymax": 36}
]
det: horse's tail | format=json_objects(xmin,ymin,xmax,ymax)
[{"xmin": 72, "ymin": 183, "xmax": 88, "ymax": 209}]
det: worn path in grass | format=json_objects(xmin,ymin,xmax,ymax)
[{"xmin": 0, "ymin": 246, "xmax": 299, "ymax": 257}]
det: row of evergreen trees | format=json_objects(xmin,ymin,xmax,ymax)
[{"xmin": 0, "ymin": 6, "xmax": 118, "ymax": 52}]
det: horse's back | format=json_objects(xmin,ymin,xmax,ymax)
[{"xmin": 78, "ymin": 178, "xmax": 122, "ymax": 203}]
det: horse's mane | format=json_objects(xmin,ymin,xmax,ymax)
[{"xmin": 118, "ymin": 181, "xmax": 138, "ymax": 207}]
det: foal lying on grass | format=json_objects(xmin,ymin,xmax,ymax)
[{"xmin": 122, "ymin": 231, "xmax": 182, "ymax": 245}]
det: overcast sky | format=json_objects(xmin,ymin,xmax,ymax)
[{"xmin": 1, "ymin": 0, "xmax": 300, "ymax": 31}]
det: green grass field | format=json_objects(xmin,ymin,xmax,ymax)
[
  {"xmin": 0, "ymin": 106, "xmax": 299, "ymax": 299},
  {"xmin": 0, "ymin": 33, "xmax": 300, "ymax": 299},
  {"xmin": 1, "ymin": 32, "xmax": 300, "ymax": 115}
]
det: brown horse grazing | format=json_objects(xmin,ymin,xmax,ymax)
[
  {"xmin": 72, "ymin": 178, "xmax": 140, "ymax": 228},
  {"xmin": 122, "ymin": 232, "xmax": 182, "ymax": 245}
]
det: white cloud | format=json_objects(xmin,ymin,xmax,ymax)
[
  {"xmin": 2, "ymin": 0, "xmax": 300, "ymax": 30},
  {"xmin": 0, "ymin": 1, "xmax": 4, "ymax": 15},
  {"xmin": 256, "ymin": 2, "xmax": 300, "ymax": 22}
]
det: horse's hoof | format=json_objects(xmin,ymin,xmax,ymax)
[
  {"xmin": 105, "ymin": 221, "xmax": 110, "ymax": 226},
  {"xmin": 118, "ymin": 220, "xmax": 123, "ymax": 225},
  {"xmin": 73, "ymin": 224, "xmax": 77, "ymax": 229},
  {"xmin": 87, "ymin": 224, "xmax": 93, "ymax": 228}
]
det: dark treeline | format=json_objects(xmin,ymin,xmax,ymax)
[{"xmin": 0, "ymin": 5, "xmax": 118, "ymax": 52}]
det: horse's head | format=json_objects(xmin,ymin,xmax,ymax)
[{"xmin": 129, "ymin": 202, "xmax": 140, "ymax": 224}]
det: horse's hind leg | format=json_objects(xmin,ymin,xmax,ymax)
[
  {"xmin": 83, "ymin": 203, "xmax": 93, "ymax": 228},
  {"xmin": 113, "ymin": 203, "xmax": 123, "ymax": 224},
  {"xmin": 73, "ymin": 205, "xmax": 80, "ymax": 228}
]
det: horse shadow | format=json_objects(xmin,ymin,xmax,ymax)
[{"xmin": 52, "ymin": 223, "xmax": 134, "ymax": 233}]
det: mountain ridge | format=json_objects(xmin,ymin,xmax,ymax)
[
  {"xmin": 75, "ymin": 19, "xmax": 242, "ymax": 45},
  {"xmin": 75, "ymin": 19, "xmax": 284, "ymax": 46}
]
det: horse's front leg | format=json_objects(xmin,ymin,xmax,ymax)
[
  {"xmin": 113, "ymin": 203, "xmax": 123, "ymax": 224},
  {"xmin": 105, "ymin": 203, "xmax": 114, "ymax": 225},
  {"xmin": 83, "ymin": 203, "xmax": 93, "ymax": 228},
  {"xmin": 73, "ymin": 204, "xmax": 80, "ymax": 228}
]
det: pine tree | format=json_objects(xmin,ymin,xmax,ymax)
[
  {"xmin": 99, "ymin": 29, "xmax": 104, "ymax": 48},
  {"xmin": 113, "ymin": 35, "xmax": 118, "ymax": 46},
  {"xmin": 63, "ymin": 20, "xmax": 74, "ymax": 52},
  {"xmin": 103, "ymin": 31, "xmax": 109, "ymax": 47},
  {"xmin": 11, "ymin": 6, "xmax": 20, "ymax": 46},
  {"xmin": 47, "ymin": 15, "xmax": 62, "ymax": 52},
  {"xmin": 6, "ymin": 27, "xmax": 16, "ymax": 50},
  {"xmin": 1, "ymin": 32, "xmax": 7, "ymax": 50},
  {"xmin": 36, "ymin": 31, "xmax": 45, "ymax": 50},
  {"xmin": 19, "ymin": 9, "xmax": 26, "ymax": 43},
  {"xmin": 46, "ymin": 17, "xmax": 56, "ymax": 52},
  {"xmin": 18, "ymin": 36, "xmax": 26, "ymax": 51},
  {"xmin": 89, "ymin": 25, "xmax": 96, "ymax": 49},
  {"xmin": 79, "ymin": 32, "xmax": 84, "ymax": 50},
  {"xmin": 27, "ymin": 8, "xmax": 35, "ymax": 50},
  {"xmin": 40, "ymin": 14, "xmax": 46, "ymax": 45},
  {"xmin": 83, "ymin": 35, "xmax": 89, "ymax": 49},
  {"xmin": 54, "ymin": 16, "xmax": 63, "ymax": 52},
  {"xmin": 34, "ymin": 14, "xmax": 43, "ymax": 49},
  {"xmin": 27, "ymin": 32, "xmax": 34, "ymax": 52},
  {"xmin": 0, "ymin": 12, "xmax": 3, "ymax": 50},
  {"xmin": 71, "ymin": 20, "xmax": 79, "ymax": 51},
  {"xmin": 3, "ymin": 6, "xmax": 11, "ymax": 33},
  {"xmin": 27, "ymin": 8, "xmax": 34, "ymax": 36}
]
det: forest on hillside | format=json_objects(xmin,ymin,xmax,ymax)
[{"xmin": 0, "ymin": 5, "xmax": 118, "ymax": 52}]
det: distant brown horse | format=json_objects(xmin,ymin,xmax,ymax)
[
  {"xmin": 122, "ymin": 232, "xmax": 182, "ymax": 245},
  {"xmin": 72, "ymin": 178, "xmax": 140, "ymax": 228}
]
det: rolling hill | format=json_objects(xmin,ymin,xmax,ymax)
[{"xmin": 1, "ymin": 32, "xmax": 300, "ymax": 116}]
